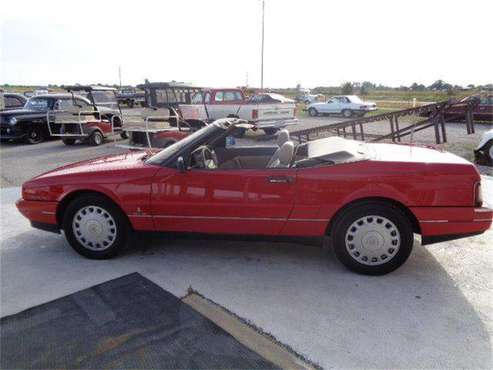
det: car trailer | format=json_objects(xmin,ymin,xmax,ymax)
[
  {"xmin": 46, "ymin": 106, "xmax": 121, "ymax": 146},
  {"xmin": 291, "ymin": 98, "xmax": 480, "ymax": 145},
  {"xmin": 119, "ymin": 107, "xmax": 195, "ymax": 149}
]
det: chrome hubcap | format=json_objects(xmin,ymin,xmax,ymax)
[
  {"xmin": 345, "ymin": 215, "xmax": 400, "ymax": 266},
  {"xmin": 72, "ymin": 206, "xmax": 116, "ymax": 251}
]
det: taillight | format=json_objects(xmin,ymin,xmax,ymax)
[
  {"xmin": 252, "ymin": 109, "xmax": 258, "ymax": 120},
  {"xmin": 474, "ymin": 182, "xmax": 483, "ymax": 207}
]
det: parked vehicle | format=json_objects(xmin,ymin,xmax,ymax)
[
  {"xmin": 444, "ymin": 95, "xmax": 493, "ymax": 122},
  {"xmin": 1, "ymin": 93, "xmax": 27, "ymax": 111},
  {"xmin": 474, "ymin": 128, "xmax": 493, "ymax": 166},
  {"xmin": 123, "ymin": 82, "xmax": 209, "ymax": 148},
  {"xmin": 196, "ymin": 88, "xmax": 297, "ymax": 135},
  {"xmin": 63, "ymin": 86, "xmax": 123, "ymax": 128},
  {"xmin": 307, "ymin": 95, "xmax": 377, "ymax": 117},
  {"xmin": 16, "ymin": 119, "xmax": 492, "ymax": 275},
  {"xmin": 46, "ymin": 93, "xmax": 124, "ymax": 146},
  {"xmin": 116, "ymin": 87, "xmax": 146, "ymax": 108},
  {"xmin": 0, "ymin": 94, "xmax": 92, "ymax": 144}
]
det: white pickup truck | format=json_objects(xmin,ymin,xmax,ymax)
[{"xmin": 193, "ymin": 89, "xmax": 297, "ymax": 135}]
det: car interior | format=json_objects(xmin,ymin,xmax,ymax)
[{"xmin": 187, "ymin": 129, "xmax": 369, "ymax": 171}]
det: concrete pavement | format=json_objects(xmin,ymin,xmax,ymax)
[{"xmin": 1, "ymin": 178, "xmax": 492, "ymax": 368}]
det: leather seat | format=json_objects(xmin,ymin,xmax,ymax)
[
  {"xmin": 267, "ymin": 141, "xmax": 295, "ymax": 168},
  {"xmin": 277, "ymin": 130, "xmax": 290, "ymax": 147}
]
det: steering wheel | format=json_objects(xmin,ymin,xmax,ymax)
[{"xmin": 192, "ymin": 145, "xmax": 218, "ymax": 169}]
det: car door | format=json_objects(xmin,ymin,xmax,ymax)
[
  {"xmin": 150, "ymin": 166, "xmax": 296, "ymax": 235},
  {"xmin": 321, "ymin": 99, "xmax": 336, "ymax": 113}
]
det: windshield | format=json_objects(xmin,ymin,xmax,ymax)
[
  {"xmin": 25, "ymin": 98, "xmax": 51, "ymax": 110},
  {"xmin": 146, "ymin": 124, "xmax": 221, "ymax": 165}
]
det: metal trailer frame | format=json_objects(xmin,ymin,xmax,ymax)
[{"xmin": 292, "ymin": 98, "xmax": 480, "ymax": 145}]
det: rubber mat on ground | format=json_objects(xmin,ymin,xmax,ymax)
[{"xmin": 0, "ymin": 272, "xmax": 277, "ymax": 369}]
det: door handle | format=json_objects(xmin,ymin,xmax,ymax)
[{"xmin": 266, "ymin": 176, "xmax": 294, "ymax": 184}]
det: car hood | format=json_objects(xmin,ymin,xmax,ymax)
[
  {"xmin": 32, "ymin": 151, "xmax": 152, "ymax": 182},
  {"xmin": 369, "ymin": 142, "xmax": 471, "ymax": 165}
]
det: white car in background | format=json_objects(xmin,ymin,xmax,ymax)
[{"xmin": 307, "ymin": 95, "xmax": 377, "ymax": 118}]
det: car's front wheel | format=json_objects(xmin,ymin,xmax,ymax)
[
  {"xmin": 308, "ymin": 108, "xmax": 318, "ymax": 117},
  {"xmin": 63, "ymin": 194, "xmax": 130, "ymax": 259},
  {"xmin": 331, "ymin": 202, "xmax": 414, "ymax": 275},
  {"xmin": 25, "ymin": 127, "xmax": 45, "ymax": 144}
]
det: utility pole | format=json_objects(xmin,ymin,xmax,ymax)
[
  {"xmin": 118, "ymin": 66, "xmax": 122, "ymax": 89},
  {"xmin": 260, "ymin": 0, "xmax": 265, "ymax": 91}
]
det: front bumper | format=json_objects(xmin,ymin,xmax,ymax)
[
  {"xmin": 0, "ymin": 125, "xmax": 26, "ymax": 139},
  {"xmin": 16, "ymin": 198, "xmax": 59, "ymax": 230},
  {"xmin": 254, "ymin": 118, "xmax": 298, "ymax": 129},
  {"xmin": 411, "ymin": 206, "xmax": 492, "ymax": 244}
]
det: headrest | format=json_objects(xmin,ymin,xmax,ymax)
[
  {"xmin": 277, "ymin": 130, "xmax": 290, "ymax": 146},
  {"xmin": 278, "ymin": 141, "xmax": 294, "ymax": 165}
]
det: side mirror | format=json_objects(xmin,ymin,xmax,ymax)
[{"xmin": 176, "ymin": 156, "xmax": 186, "ymax": 173}]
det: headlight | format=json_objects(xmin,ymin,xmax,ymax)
[{"xmin": 9, "ymin": 117, "xmax": 17, "ymax": 125}]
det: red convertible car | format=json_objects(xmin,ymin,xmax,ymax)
[{"xmin": 16, "ymin": 119, "xmax": 492, "ymax": 275}]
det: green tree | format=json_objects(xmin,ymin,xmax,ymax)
[{"xmin": 341, "ymin": 82, "xmax": 353, "ymax": 95}]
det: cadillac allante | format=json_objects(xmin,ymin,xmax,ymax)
[{"xmin": 16, "ymin": 119, "xmax": 492, "ymax": 275}]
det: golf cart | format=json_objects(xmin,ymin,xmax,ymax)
[
  {"xmin": 121, "ymin": 82, "xmax": 209, "ymax": 149},
  {"xmin": 46, "ymin": 88, "xmax": 124, "ymax": 146}
]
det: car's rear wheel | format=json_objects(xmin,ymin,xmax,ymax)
[
  {"xmin": 331, "ymin": 202, "xmax": 414, "ymax": 275},
  {"xmin": 120, "ymin": 131, "xmax": 129, "ymax": 139},
  {"xmin": 89, "ymin": 131, "xmax": 103, "ymax": 146},
  {"xmin": 474, "ymin": 139, "xmax": 493, "ymax": 166},
  {"xmin": 62, "ymin": 138, "xmax": 76, "ymax": 146},
  {"xmin": 308, "ymin": 108, "xmax": 318, "ymax": 117},
  {"xmin": 63, "ymin": 194, "xmax": 130, "ymax": 259},
  {"xmin": 342, "ymin": 109, "xmax": 353, "ymax": 118},
  {"xmin": 26, "ymin": 127, "xmax": 44, "ymax": 144}
]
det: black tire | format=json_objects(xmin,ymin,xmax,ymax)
[
  {"xmin": 331, "ymin": 202, "xmax": 414, "ymax": 275},
  {"xmin": 89, "ymin": 131, "xmax": 103, "ymax": 146},
  {"xmin": 120, "ymin": 131, "xmax": 129, "ymax": 139},
  {"xmin": 308, "ymin": 108, "xmax": 318, "ymax": 117},
  {"xmin": 62, "ymin": 194, "xmax": 131, "ymax": 259},
  {"xmin": 342, "ymin": 109, "xmax": 353, "ymax": 118},
  {"xmin": 25, "ymin": 127, "xmax": 44, "ymax": 144},
  {"xmin": 474, "ymin": 139, "xmax": 493, "ymax": 166},
  {"xmin": 263, "ymin": 128, "xmax": 278, "ymax": 135},
  {"xmin": 62, "ymin": 138, "xmax": 76, "ymax": 146}
]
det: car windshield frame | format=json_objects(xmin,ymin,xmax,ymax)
[{"xmin": 145, "ymin": 124, "xmax": 224, "ymax": 167}]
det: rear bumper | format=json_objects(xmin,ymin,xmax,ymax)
[
  {"xmin": 411, "ymin": 206, "xmax": 492, "ymax": 244},
  {"xmin": 16, "ymin": 198, "xmax": 59, "ymax": 229}
]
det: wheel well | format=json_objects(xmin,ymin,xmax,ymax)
[
  {"xmin": 56, "ymin": 190, "xmax": 131, "ymax": 229},
  {"xmin": 325, "ymin": 197, "xmax": 421, "ymax": 236}
]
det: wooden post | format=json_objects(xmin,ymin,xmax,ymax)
[
  {"xmin": 394, "ymin": 116, "xmax": 401, "ymax": 142},
  {"xmin": 434, "ymin": 117, "xmax": 441, "ymax": 144},
  {"xmin": 389, "ymin": 117, "xmax": 395, "ymax": 142},
  {"xmin": 351, "ymin": 124, "xmax": 357, "ymax": 140},
  {"xmin": 440, "ymin": 112, "xmax": 447, "ymax": 143},
  {"xmin": 359, "ymin": 123, "xmax": 365, "ymax": 141},
  {"xmin": 343, "ymin": 127, "xmax": 347, "ymax": 138}
]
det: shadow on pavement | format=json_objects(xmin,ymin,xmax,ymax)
[{"xmin": 1, "ymin": 229, "xmax": 491, "ymax": 368}]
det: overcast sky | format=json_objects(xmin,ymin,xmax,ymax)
[{"xmin": 1, "ymin": 0, "xmax": 492, "ymax": 88}]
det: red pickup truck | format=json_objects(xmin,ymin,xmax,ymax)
[{"xmin": 445, "ymin": 95, "xmax": 493, "ymax": 122}]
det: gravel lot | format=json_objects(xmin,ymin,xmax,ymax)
[{"xmin": 0, "ymin": 115, "xmax": 491, "ymax": 188}]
